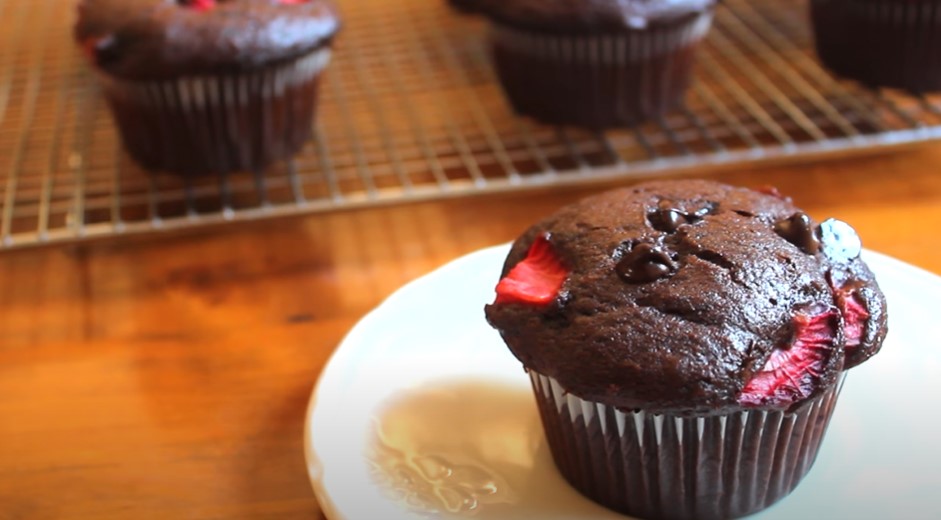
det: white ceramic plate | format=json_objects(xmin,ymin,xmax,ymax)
[{"xmin": 305, "ymin": 244, "xmax": 941, "ymax": 519}]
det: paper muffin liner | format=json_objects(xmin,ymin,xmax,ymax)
[
  {"xmin": 530, "ymin": 370, "xmax": 845, "ymax": 519},
  {"xmin": 97, "ymin": 48, "xmax": 332, "ymax": 175},
  {"xmin": 811, "ymin": 0, "xmax": 941, "ymax": 93},
  {"xmin": 489, "ymin": 11, "xmax": 714, "ymax": 128}
]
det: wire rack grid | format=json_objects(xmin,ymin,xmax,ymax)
[{"xmin": 2, "ymin": 0, "xmax": 941, "ymax": 251}]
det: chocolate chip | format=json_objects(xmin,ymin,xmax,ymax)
[
  {"xmin": 648, "ymin": 207, "xmax": 685, "ymax": 232},
  {"xmin": 647, "ymin": 199, "xmax": 717, "ymax": 233},
  {"xmin": 616, "ymin": 243, "xmax": 677, "ymax": 283},
  {"xmin": 818, "ymin": 218, "xmax": 861, "ymax": 264},
  {"xmin": 774, "ymin": 212, "xmax": 820, "ymax": 254}
]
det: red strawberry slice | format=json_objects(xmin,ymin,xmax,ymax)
[
  {"xmin": 755, "ymin": 185, "xmax": 791, "ymax": 201},
  {"xmin": 835, "ymin": 286, "xmax": 868, "ymax": 350},
  {"xmin": 494, "ymin": 235, "xmax": 568, "ymax": 305},
  {"xmin": 739, "ymin": 308, "xmax": 838, "ymax": 407},
  {"xmin": 81, "ymin": 36, "xmax": 103, "ymax": 60},
  {"xmin": 179, "ymin": 0, "xmax": 215, "ymax": 11}
]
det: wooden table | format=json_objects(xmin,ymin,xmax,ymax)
[{"xmin": 2, "ymin": 147, "xmax": 940, "ymax": 519}]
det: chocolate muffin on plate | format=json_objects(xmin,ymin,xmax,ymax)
[
  {"xmin": 75, "ymin": 0, "xmax": 340, "ymax": 175},
  {"xmin": 450, "ymin": 0, "xmax": 716, "ymax": 127},
  {"xmin": 485, "ymin": 180, "xmax": 887, "ymax": 519}
]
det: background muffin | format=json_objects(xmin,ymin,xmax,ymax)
[
  {"xmin": 450, "ymin": 0, "xmax": 716, "ymax": 128},
  {"xmin": 75, "ymin": 0, "xmax": 340, "ymax": 175},
  {"xmin": 811, "ymin": 0, "xmax": 941, "ymax": 92},
  {"xmin": 485, "ymin": 180, "xmax": 887, "ymax": 519}
]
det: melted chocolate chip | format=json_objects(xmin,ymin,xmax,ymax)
[
  {"xmin": 647, "ymin": 199, "xmax": 715, "ymax": 232},
  {"xmin": 616, "ymin": 242, "xmax": 677, "ymax": 283},
  {"xmin": 774, "ymin": 212, "xmax": 820, "ymax": 254},
  {"xmin": 648, "ymin": 207, "xmax": 685, "ymax": 232},
  {"xmin": 818, "ymin": 218, "xmax": 862, "ymax": 264}
]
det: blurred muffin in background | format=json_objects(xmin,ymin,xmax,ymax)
[
  {"xmin": 449, "ymin": 0, "xmax": 716, "ymax": 128},
  {"xmin": 811, "ymin": 0, "xmax": 941, "ymax": 93},
  {"xmin": 75, "ymin": 0, "xmax": 340, "ymax": 176}
]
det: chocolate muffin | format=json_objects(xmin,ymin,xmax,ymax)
[
  {"xmin": 450, "ymin": 0, "xmax": 716, "ymax": 127},
  {"xmin": 485, "ymin": 180, "xmax": 887, "ymax": 519},
  {"xmin": 75, "ymin": 0, "xmax": 340, "ymax": 175},
  {"xmin": 811, "ymin": 0, "xmax": 941, "ymax": 92}
]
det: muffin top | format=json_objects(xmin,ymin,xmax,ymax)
[
  {"xmin": 74, "ymin": 0, "xmax": 340, "ymax": 81},
  {"xmin": 485, "ymin": 180, "xmax": 887, "ymax": 415},
  {"xmin": 450, "ymin": 0, "xmax": 716, "ymax": 33}
]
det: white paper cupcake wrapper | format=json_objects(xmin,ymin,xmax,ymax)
[
  {"xmin": 530, "ymin": 371, "xmax": 845, "ymax": 519},
  {"xmin": 96, "ymin": 48, "xmax": 332, "ymax": 175}
]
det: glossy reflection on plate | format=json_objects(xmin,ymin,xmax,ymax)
[
  {"xmin": 367, "ymin": 380, "xmax": 525, "ymax": 515},
  {"xmin": 306, "ymin": 244, "xmax": 941, "ymax": 520}
]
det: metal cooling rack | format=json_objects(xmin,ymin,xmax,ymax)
[{"xmin": 3, "ymin": 0, "xmax": 941, "ymax": 251}]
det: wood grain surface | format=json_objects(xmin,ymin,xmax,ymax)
[{"xmin": 2, "ymin": 147, "xmax": 941, "ymax": 519}]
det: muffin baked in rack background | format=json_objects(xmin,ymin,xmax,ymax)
[
  {"xmin": 74, "ymin": 0, "xmax": 340, "ymax": 176},
  {"xmin": 449, "ymin": 0, "xmax": 718, "ymax": 127},
  {"xmin": 810, "ymin": 0, "xmax": 941, "ymax": 93},
  {"xmin": 72, "ymin": 0, "xmax": 941, "ymax": 177}
]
